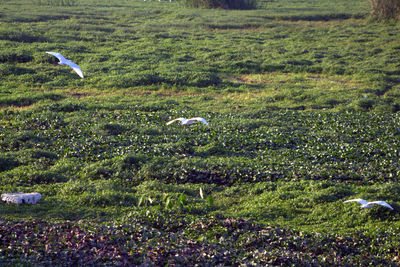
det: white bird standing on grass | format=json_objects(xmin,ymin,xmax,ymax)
[
  {"xmin": 166, "ymin": 117, "xmax": 209, "ymax": 126},
  {"xmin": 46, "ymin": 52, "xmax": 84, "ymax": 78},
  {"xmin": 344, "ymin": 198, "xmax": 394, "ymax": 210}
]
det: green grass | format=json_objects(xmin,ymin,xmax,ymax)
[{"xmin": 1, "ymin": 0, "xmax": 400, "ymax": 265}]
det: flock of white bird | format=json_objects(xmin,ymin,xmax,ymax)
[{"xmin": 46, "ymin": 52, "xmax": 395, "ymax": 213}]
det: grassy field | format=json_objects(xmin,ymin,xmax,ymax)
[{"xmin": 1, "ymin": 0, "xmax": 400, "ymax": 265}]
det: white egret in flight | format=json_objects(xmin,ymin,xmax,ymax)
[
  {"xmin": 344, "ymin": 199, "xmax": 393, "ymax": 210},
  {"xmin": 166, "ymin": 117, "xmax": 209, "ymax": 126},
  {"xmin": 46, "ymin": 52, "xmax": 84, "ymax": 78}
]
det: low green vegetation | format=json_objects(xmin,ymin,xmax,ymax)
[{"xmin": 1, "ymin": 0, "xmax": 400, "ymax": 265}]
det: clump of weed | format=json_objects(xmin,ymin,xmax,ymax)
[{"xmin": 368, "ymin": 0, "xmax": 400, "ymax": 20}]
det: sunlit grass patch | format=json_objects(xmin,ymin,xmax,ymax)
[{"xmin": 225, "ymin": 72, "xmax": 395, "ymax": 111}]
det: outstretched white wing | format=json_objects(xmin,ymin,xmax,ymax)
[
  {"xmin": 65, "ymin": 61, "xmax": 84, "ymax": 78},
  {"xmin": 166, "ymin": 118, "xmax": 186, "ymax": 125},
  {"xmin": 370, "ymin": 201, "xmax": 393, "ymax": 210},
  {"xmin": 344, "ymin": 199, "xmax": 369, "ymax": 205},
  {"xmin": 189, "ymin": 117, "xmax": 209, "ymax": 125},
  {"xmin": 46, "ymin": 51, "xmax": 67, "ymax": 63}
]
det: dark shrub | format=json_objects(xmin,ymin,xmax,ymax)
[
  {"xmin": 368, "ymin": 0, "xmax": 400, "ymax": 20},
  {"xmin": 185, "ymin": 0, "xmax": 256, "ymax": 9}
]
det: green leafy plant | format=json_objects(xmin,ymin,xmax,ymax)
[
  {"xmin": 162, "ymin": 193, "xmax": 190, "ymax": 210},
  {"xmin": 137, "ymin": 194, "xmax": 154, "ymax": 207}
]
